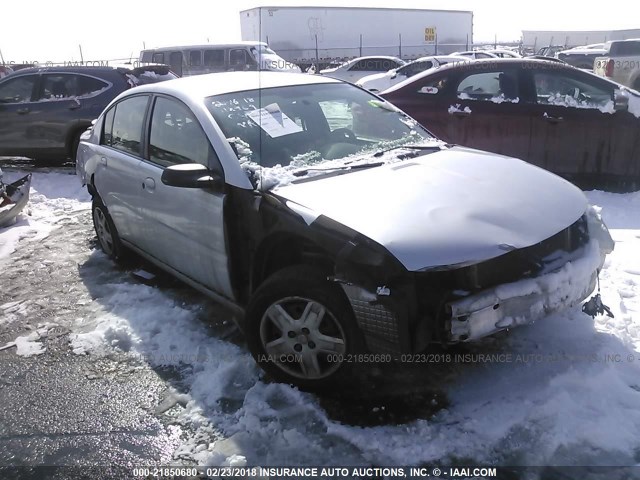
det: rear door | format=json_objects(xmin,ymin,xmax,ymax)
[
  {"xmin": 135, "ymin": 95, "xmax": 234, "ymax": 298},
  {"xmin": 30, "ymin": 73, "xmax": 110, "ymax": 151},
  {"xmin": 0, "ymin": 74, "xmax": 38, "ymax": 154},
  {"xmin": 95, "ymin": 95, "xmax": 150, "ymax": 243}
]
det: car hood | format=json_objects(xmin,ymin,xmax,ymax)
[
  {"xmin": 273, "ymin": 147, "xmax": 587, "ymax": 271},
  {"xmin": 359, "ymin": 72, "xmax": 391, "ymax": 85}
]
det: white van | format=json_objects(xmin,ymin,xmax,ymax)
[{"xmin": 138, "ymin": 42, "xmax": 300, "ymax": 76}]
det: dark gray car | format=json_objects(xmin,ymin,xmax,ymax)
[{"xmin": 0, "ymin": 65, "xmax": 177, "ymax": 162}]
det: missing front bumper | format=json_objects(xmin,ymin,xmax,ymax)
[{"xmin": 446, "ymin": 239, "xmax": 605, "ymax": 342}]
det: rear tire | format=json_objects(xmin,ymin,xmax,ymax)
[
  {"xmin": 92, "ymin": 198, "xmax": 126, "ymax": 261},
  {"xmin": 69, "ymin": 130, "xmax": 84, "ymax": 163},
  {"xmin": 246, "ymin": 265, "xmax": 364, "ymax": 390}
]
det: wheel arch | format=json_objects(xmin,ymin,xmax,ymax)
[
  {"xmin": 251, "ymin": 232, "xmax": 336, "ymax": 294},
  {"xmin": 66, "ymin": 123, "xmax": 91, "ymax": 160}
]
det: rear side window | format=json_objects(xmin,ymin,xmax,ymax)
[
  {"xmin": 169, "ymin": 52, "xmax": 183, "ymax": 76},
  {"xmin": 77, "ymin": 75, "xmax": 109, "ymax": 96},
  {"xmin": 0, "ymin": 75, "xmax": 37, "ymax": 103},
  {"xmin": 399, "ymin": 60, "xmax": 433, "ymax": 77},
  {"xmin": 610, "ymin": 41, "xmax": 640, "ymax": 56},
  {"xmin": 204, "ymin": 49, "xmax": 225, "ymax": 67},
  {"xmin": 102, "ymin": 108, "xmax": 115, "ymax": 145},
  {"xmin": 102, "ymin": 95, "xmax": 148, "ymax": 156},
  {"xmin": 456, "ymin": 71, "xmax": 519, "ymax": 101},
  {"xmin": 40, "ymin": 74, "xmax": 108, "ymax": 100},
  {"xmin": 152, "ymin": 53, "xmax": 165, "ymax": 64},
  {"xmin": 189, "ymin": 50, "xmax": 202, "ymax": 66},
  {"xmin": 41, "ymin": 75, "xmax": 75, "ymax": 99},
  {"xmin": 148, "ymin": 96, "xmax": 219, "ymax": 169}
]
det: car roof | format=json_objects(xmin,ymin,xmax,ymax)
[
  {"xmin": 143, "ymin": 41, "xmax": 269, "ymax": 51},
  {"xmin": 409, "ymin": 55, "xmax": 467, "ymax": 62},
  {"xmin": 454, "ymin": 50, "xmax": 498, "ymax": 57},
  {"xmin": 382, "ymin": 57, "xmax": 578, "ymax": 93},
  {"xmin": 128, "ymin": 71, "xmax": 342, "ymax": 99},
  {"xmin": 5, "ymin": 65, "xmax": 126, "ymax": 75},
  {"xmin": 342, "ymin": 55, "xmax": 404, "ymax": 64},
  {"xmin": 425, "ymin": 57, "xmax": 572, "ymax": 71}
]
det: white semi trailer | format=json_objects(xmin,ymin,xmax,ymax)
[{"xmin": 240, "ymin": 6, "xmax": 473, "ymax": 67}]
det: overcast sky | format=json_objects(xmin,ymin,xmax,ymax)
[{"xmin": 1, "ymin": 0, "xmax": 639, "ymax": 63}]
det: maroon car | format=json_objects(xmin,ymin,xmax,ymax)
[{"xmin": 381, "ymin": 58, "xmax": 640, "ymax": 191}]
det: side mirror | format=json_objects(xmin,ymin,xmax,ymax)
[
  {"xmin": 161, "ymin": 163, "xmax": 223, "ymax": 190},
  {"xmin": 614, "ymin": 89, "xmax": 629, "ymax": 111},
  {"xmin": 390, "ymin": 69, "xmax": 398, "ymax": 79}
]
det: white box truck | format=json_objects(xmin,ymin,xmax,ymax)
[{"xmin": 240, "ymin": 6, "xmax": 473, "ymax": 68}]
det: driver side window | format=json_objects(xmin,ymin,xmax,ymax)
[
  {"xmin": 148, "ymin": 96, "xmax": 220, "ymax": 170},
  {"xmin": 0, "ymin": 75, "xmax": 36, "ymax": 103}
]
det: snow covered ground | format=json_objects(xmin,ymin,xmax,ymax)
[{"xmin": 1, "ymin": 167, "xmax": 640, "ymax": 474}]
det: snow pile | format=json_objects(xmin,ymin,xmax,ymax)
[
  {"xmin": 543, "ymin": 93, "xmax": 615, "ymax": 113},
  {"xmin": 0, "ymin": 299, "xmax": 29, "ymax": 326},
  {"xmin": 623, "ymin": 88, "xmax": 640, "ymax": 118},
  {"xmin": 0, "ymin": 322, "xmax": 58, "ymax": 357},
  {"xmin": 447, "ymin": 104, "xmax": 472, "ymax": 114},
  {"xmin": 490, "ymin": 94, "xmax": 519, "ymax": 104}
]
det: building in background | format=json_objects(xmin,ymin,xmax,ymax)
[
  {"xmin": 240, "ymin": 6, "xmax": 473, "ymax": 69},
  {"xmin": 522, "ymin": 28, "xmax": 640, "ymax": 52}
]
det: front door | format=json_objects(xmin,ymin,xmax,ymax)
[
  {"xmin": 136, "ymin": 95, "xmax": 234, "ymax": 298},
  {"xmin": 0, "ymin": 74, "xmax": 38, "ymax": 154},
  {"xmin": 524, "ymin": 68, "xmax": 616, "ymax": 179}
]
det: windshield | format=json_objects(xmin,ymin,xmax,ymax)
[
  {"xmin": 250, "ymin": 45, "xmax": 277, "ymax": 55},
  {"xmin": 206, "ymin": 82, "xmax": 437, "ymax": 189}
]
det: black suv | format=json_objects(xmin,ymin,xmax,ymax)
[{"xmin": 0, "ymin": 65, "xmax": 177, "ymax": 162}]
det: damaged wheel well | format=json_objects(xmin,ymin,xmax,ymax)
[{"xmin": 252, "ymin": 234, "xmax": 335, "ymax": 293}]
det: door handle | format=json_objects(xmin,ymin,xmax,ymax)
[
  {"xmin": 16, "ymin": 108, "xmax": 29, "ymax": 114},
  {"xmin": 69, "ymin": 102, "xmax": 81, "ymax": 110},
  {"xmin": 142, "ymin": 177, "xmax": 156, "ymax": 192},
  {"xmin": 544, "ymin": 114, "xmax": 564, "ymax": 124},
  {"xmin": 450, "ymin": 110, "xmax": 471, "ymax": 117}
]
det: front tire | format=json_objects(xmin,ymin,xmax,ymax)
[
  {"xmin": 246, "ymin": 266, "xmax": 363, "ymax": 390},
  {"xmin": 92, "ymin": 198, "xmax": 125, "ymax": 261}
]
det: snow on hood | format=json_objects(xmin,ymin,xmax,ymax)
[{"xmin": 273, "ymin": 147, "xmax": 587, "ymax": 271}]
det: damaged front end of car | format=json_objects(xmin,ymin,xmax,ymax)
[{"xmin": 330, "ymin": 206, "xmax": 613, "ymax": 355}]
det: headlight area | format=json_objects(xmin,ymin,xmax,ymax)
[{"xmin": 333, "ymin": 236, "xmax": 424, "ymax": 355}]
